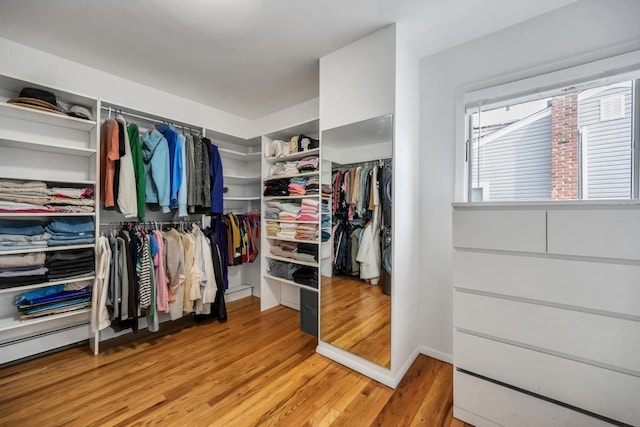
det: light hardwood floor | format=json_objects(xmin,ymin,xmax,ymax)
[
  {"xmin": 320, "ymin": 275, "xmax": 391, "ymax": 368},
  {"xmin": 0, "ymin": 297, "xmax": 471, "ymax": 426}
]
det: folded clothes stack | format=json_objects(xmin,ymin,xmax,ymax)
[
  {"xmin": 321, "ymin": 230, "xmax": 331, "ymax": 242},
  {"xmin": 288, "ymin": 177, "xmax": 307, "ymax": 195},
  {"xmin": 0, "ymin": 252, "xmax": 48, "ymax": 288},
  {"xmin": 278, "ymin": 202, "xmax": 300, "ymax": 220},
  {"xmin": 270, "ymin": 241, "xmax": 297, "ymax": 258},
  {"xmin": 263, "ymin": 178, "xmax": 289, "ymax": 197},
  {"xmin": 266, "ymin": 221, "xmax": 280, "ymax": 237},
  {"xmin": 321, "ymin": 214, "xmax": 331, "ymax": 228},
  {"xmin": 267, "ymin": 259, "xmax": 298, "ymax": 281},
  {"xmin": 265, "ymin": 201, "xmax": 281, "ymax": 219},
  {"xmin": 268, "ymin": 162, "xmax": 286, "ymax": 176},
  {"xmin": 45, "ymin": 248, "xmax": 95, "ymax": 281},
  {"xmin": 292, "ymin": 242, "xmax": 318, "ymax": 262},
  {"xmin": 276, "ymin": 222, "xmax": 297, "ymax": 240},
  {"xmin": 0, "ymin": 220, "xmax": 50, "ymax": 252},
  {"xmin": 45, "ymin": 186, "xmax": 94, "ymax": 213},
  {"xmin": 297, "ymin": 156, "xmax": 319, "ymax": 172},
  {"xmin": 305, "ymin": 175, "xmax": 319, "ymax": 195},
  {"xmin": 13, "ymin": 282, "xmax": 92, "ymax": 321},
  {"xmin": 322, "ymin": 184, "xmax": 332, "ymax": 198},
  {"xmin": 296, "ymin": 198, "xmax": 319, "ymax": 222},
  {"xmin": 321, "ymin": 199, "xmax": 330, "ymax": 214},
  {"xmin": 45, "ymin": 218, "xmax": 95, "ymax": 246},
  {"xmin": 270, "ymin": 240, "xmax": 297, "ymax": 258},
  {"xmin": 292, "ymin": 266, "xmax": 318, "ymax": 288},
  {"xmin": 295, "ymin": 224, "xmax": 318, "ymax": 241},
  {"xmin": 283, "ymin": 161, "xmax": 299, "ymax": 175},
  {"xmin": 0, "ymin": 179, "xmax": 94, "ymax": 213}
]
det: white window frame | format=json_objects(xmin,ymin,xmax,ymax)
[{"xmin": 458, "ymin": 49, "xmax": 640, "ymax": 203}]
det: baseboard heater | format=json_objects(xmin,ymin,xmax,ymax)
[{"xmin": 456, "ymin": 368, "xmax": 630, "ymax": 427}]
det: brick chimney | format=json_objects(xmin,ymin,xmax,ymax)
[{"xmin": 550, "ymin": 93, "xmax": 578, "ymax": 199}]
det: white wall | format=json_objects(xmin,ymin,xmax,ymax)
[
  {"xmin": 391, "ymin": 23, "xmax": 421, "ymax": 379},
  {"xmin": 319, "ymin": 25, "xmax": 395, "ymax": 131},
  {"xmin": 418, "ymin": 0, "xmax": 640, "ymax": 359}
]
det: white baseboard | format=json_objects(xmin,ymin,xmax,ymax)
[
  {"xmin": 419, "ymin": 345, "xmax": 453, "ymax": 364},
  {"xmin": 225, "ymin": 284, "xmax": 253, "ymax": 303},
  {"xmin": 316, "ymin": 342, "xmax": 421, "ymax": 389}
]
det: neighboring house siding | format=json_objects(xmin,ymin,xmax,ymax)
[
  {"xmin": 473, "ymin": 114, "xmax": 551, "ymax": 200},
  {"xmin": 578, "ymin": 86, "xmax": 632, "ymax": 199}
]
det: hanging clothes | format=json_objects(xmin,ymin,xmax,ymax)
[
  {"xmin": 91, "ymin": 221, "xmax": 229, "ymax": 333},
  {"xmin": 115, "ymin": 115, "xmax": 138, "ymax": 218},
  {"xmin": 127, "ymin": 123, "xmax": 146, "ymax": 221},
  {"xmin": 209, "ymin": 143, "xmax": 224, "ymax": 214},
  {"xmin": 331, "ymin": 161, "xmax": 387, "ymax": 283},
  {"xmin": 141, "ymin": 128, "xmax": 171, "ymax": 213},
  {"xmin": 100, "ymin": 120, "xmax": 120, "ymax": 208}
]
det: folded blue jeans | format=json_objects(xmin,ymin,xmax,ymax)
[
  {"xmin": 0, "ymin": 220, "xmax": 45, "ymax": 236},
  {"xmin": 46, "ymin": 218, "xmax": 95, "ymax": 234}
]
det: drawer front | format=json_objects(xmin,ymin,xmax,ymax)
[
  {"xmin": 453, "ymin": 209, "xmax": 546, "ymax": 253},
  {"xmin": 547, "ymin": 208, "xmax": 640, "ymax": 260},
  {"xmin": 454, "ymin": 332, "xmax": 640, "ymax": 426},
  {"xmin": 455, "ymin": 291, "xmax": 640, "ymax": 372},
  {"xmin": 453, "ymin": 250, "xmax": 640, "ymax": 317}
]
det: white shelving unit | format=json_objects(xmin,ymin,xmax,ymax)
[
  {"xmin": 209, "ymin": 131, "xmax": 262, "ymax": 303},
  {"xmin": 260, "ymin": 119, "xmax": 321, "ymax": 336},
  {"xmin": 0, "ymin": 74, "xmax": 98, "ymax": 365}
]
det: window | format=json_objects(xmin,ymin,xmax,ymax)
[{"xmin": 464, "ymin": 60, "xmax": 640, "ymax": 202}]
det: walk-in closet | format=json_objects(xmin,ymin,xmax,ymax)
[{"xmin": 2, "ymin": 1, "xmax": 639, "ymax": 426}]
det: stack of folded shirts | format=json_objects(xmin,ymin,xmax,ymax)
[
  {"xmin": 270, "ymin": 240, "xmax": 298, "ymax": 258},
  {"xmin": 45, "ymin": 187, "xmax": 94, "ymax": 213},
  {"xmin": 0, "ymin": 180, "xmax": 55, "ymax": 213},
  {"xmin": 265, "ymin": 201, "xmax": 281, "ymax": 219},
  {"xmin": 288, "ymin": 177, "xmax": 307, "ymax": 195},
  {"xmin": 268, "ymin": 162, "xmax": 286, "ymax": 176},
  {"xmin": 305, "ymin": 175, "xmax": 320, "ymax": 195},
  {"xmin": 263, "ymin": 179, "xmax": 289, "ymax": 197},
  {"xmin": 278, "ymin": 202, "xmax": 300, "ymax": 220},
  {"xmin": 295, "ymin": 224, "xmax": 318, "ymax": 241},
  {"xmin": 322, "ymin": 184, "xmax": 332, "ymax": 198},
  {"xmin": 45, "ymin": 218, "xmax": 94, "ymax": 247},
  {"xmin": 284, "ymin": 161, "xmax": 299, "ymax": 175},
  {"xmin": 0, "ymin": 252, "xmax": 48, "ymax": 288},
  {"xmin": 0, "ymin": 180, "xmax": 94, "ymax": 213},
  {"xmin": 321, "ymin": 199, "xmax": 330, "ymax": 214},
  {"xmin": 321, "ymin": 230, "xmax": 331, "ymax": 242},
  {"xmin": 45, "ymin": 248, "xmax": 95, "ymax": 280},
  {"xmin": 292, "ymin": 266, "xmax": 318, "ymax": 288},
  {"xmin": 13, "ymin": 283, "xmax": 92, "ymax": 321},
  {"xmin": 267, "ymin": 260, "xmax": 298, "ymax": 281},
  {"xmin": 296, "ymin": 198, "xmax": 319, "ymax": 221},
  {"xmin": 0, "ymin": 220, "xmax": 50, "ymax": 252},
  {"xmin": 276, "ymin": 223, "xmax": 297, "ymax": 239},
  {"xmin": 297, "ymin": 156, "xmax": 319, "ymax": 172},
  {"xmin": 321, "ymin": 214, "xmax": 331, "ymax": 228},
  {"xmin": 292, "ymin": 242, "xmax": 318, "ymax": 262},
  {"xmin": 266, "ymin": 221, "xmax": 280, "ymax": 237}
]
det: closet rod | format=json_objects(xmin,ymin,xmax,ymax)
[
  {"xmin": 100, "ymin": 106, "xmax": 202, "ymax": 134},
  {"xmin": 333, "ymin": 157, "xmax": 391, "ymax": 170}
]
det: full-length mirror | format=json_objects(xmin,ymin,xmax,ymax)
[{"xmin": 320, "ymin": 114, "xmax": 392, "ymax": 368}]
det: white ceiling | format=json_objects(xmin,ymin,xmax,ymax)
[{"xmin": 0, "ymin": 0, "xmax": 576, "ymax": 119}]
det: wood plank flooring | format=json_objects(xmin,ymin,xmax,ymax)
[
  {"xmin": 320, "ymin": 275, "xmax": 391, "ymax": 368},
  {"xmin": 0, "ymin": 297, "xmax": 471, "ymax": 426}
]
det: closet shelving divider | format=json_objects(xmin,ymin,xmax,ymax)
[
  {"xmin": 207, "ymin": 130, "xmax": 261, "ymax": 302},
  {"xmin": 0, "ymin": 74, "xmax": 99, "ymax": 365},
  {"xmin": 320, "ymin": 159, "xmax": 333, "ymax": 277},
  {"xmin": 260, "ymin": 119, "xmax": 320, "ymax": 337}
]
